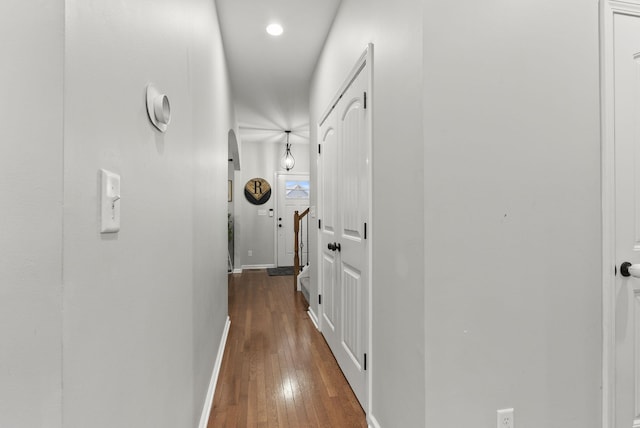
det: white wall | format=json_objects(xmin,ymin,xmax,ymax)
[
  {"xmin": 190, "ymin": 3, "xmax": 234, "ymax": 423},
  {"xmin": 63, "ymin": 1, "xmax": 233, "ymax": 427},
  {"xmin": 423, "ymin": 0, "xmax": 601, "ymax": 427},
  {"xmin": 0, "ymin": 1, "xmax": 64, "ymax": 426},
  {"xmin": 309, "ymin": 0, "xmax": 425, "ymax": 426},
  {"xmin": 236, "ymin": 140, "xmax": 309, "ymax": 268}
]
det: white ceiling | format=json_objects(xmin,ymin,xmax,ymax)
[{"xmin": 215, "ymin": 0, "xmax": 343, "ymax": 147}]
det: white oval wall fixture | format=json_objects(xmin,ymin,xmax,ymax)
[{"xmin": 146, "ymin": 83, "xmax": 171, "ymax": 132}]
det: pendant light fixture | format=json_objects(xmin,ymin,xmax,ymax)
[{"xmin": 281, "ymin": 130, "xmax": 295, "ymax": 171}]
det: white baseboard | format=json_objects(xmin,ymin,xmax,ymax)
[
  {"xmin": 232, "ymin": 268, "xmax": 242, "ymax": 274},
  {"xmin": 307, "ymin": 308, "xmax": 319, "ymax": 331},
  {"xmin": 241, "ymin": 264, "xmax": 275, "ymax": 270},
  {"xmin": 198, "ymin": 316, "xmax": 231, "ymax": 428},
  {"xmin": 367, "ymin": 414, "xmax": 381, "ymax": 428}
]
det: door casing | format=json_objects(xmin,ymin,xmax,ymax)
[{"xmin": 316, "ymin": 44, "xmax": 373, "ymax": 415}]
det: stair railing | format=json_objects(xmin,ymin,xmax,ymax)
[{"xmin": 293, "ymin": 207, "xmax": 310, "ymax": 291}]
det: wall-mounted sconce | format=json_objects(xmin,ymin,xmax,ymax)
[
  {"xmin": 281, "ymin": 130, "xmax": 295, "ymax": 171},
  {"xmin": 146, "ymin": 83, "xmax": 171, "ymax": 132}
]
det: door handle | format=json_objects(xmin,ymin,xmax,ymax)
[
  {"xmin": 621, "ymin": 262, "xmax": 640, "ymax": 278},
  {"xmin": 327, "ymin": 242, "xmax": 341, "ymax": 252}
]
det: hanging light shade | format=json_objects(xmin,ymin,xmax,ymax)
[{"xmin": 281, "ymin": 130, "xmax": 295, "ymax": 171}]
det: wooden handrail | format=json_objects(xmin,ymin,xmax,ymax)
[
  {"xmin": 298, "ymin": 208, "xmax": 310, "ymax": 220},
  {"xmin": 293, "ymin": 208, "xmax": 310, "ymax": 291}
]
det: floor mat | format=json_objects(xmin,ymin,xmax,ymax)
[{"xmin": 266, "ymin": 266, "xmax": 294, "ymax": 276}]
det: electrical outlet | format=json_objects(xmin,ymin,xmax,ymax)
[
  {"xmin": 497, "ymin": 408, "xmax": 514, "ymax": 428},
  {"xmin": 248, "ymin": 250, "xmax": 252, "ymax": 257}
]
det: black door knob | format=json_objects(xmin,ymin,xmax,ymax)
[
  {"xmin": 328, "ymin": 243, "xmax": 336, "ymax": 251},
  {"xmin": 278, "ymin": 224, "xmax": 282, "ymax": 228},
  {"xmin": 621, "ymin": 262, "xmax": 632, "ymax": 277},
  {"xmin": 620, "ymin": 261, "xmax": 640, "ymax": 277}
]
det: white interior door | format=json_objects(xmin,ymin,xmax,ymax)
[
  {"xmin": 276, "ymin": 173, "xmax": 309, "ymax": 267},
  {"xmin": 319, "ymin": 59, "xmax": 370, "ymax": 409},
  {"xmin": 614, "ymin": 12, "xmax": 640, "ymax": 427}
]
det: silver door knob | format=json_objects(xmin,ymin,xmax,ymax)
[{"xmin": 621, "ymin": 262, "xmax": 640, "ymax": 278}]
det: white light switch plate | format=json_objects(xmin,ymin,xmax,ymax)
[{"xmin": 100, "ymin": 169, "xmax": 121, "ymax": 233}]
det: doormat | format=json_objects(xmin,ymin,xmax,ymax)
[{"xmin": 267, "ymin": 266, "xmax": 294, "ymax": 276}]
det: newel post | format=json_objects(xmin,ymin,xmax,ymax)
[{"xmin": 293, "ymin": 210, "xmax": 300, "ymax": 291}]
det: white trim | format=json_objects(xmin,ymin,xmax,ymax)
[
  {"xmin": 232, "ymin": 268, "xmax": 242, "ymax": 274},
  {"xmin": 198, "ymin": 316, "xmax": 231, "ymax": 428},
  {"xmin": 365, "ymin": 43, "xmax": 374, "ymax": 420},
  {"xmin": 241, "ymin": 264, "xmax": 275, "ymax": 270},
  {"xmin": 609, "ymin": 0, "xmax": 640, "ymax": 13},
  {"xmin": 319, "ymin": 47, "xmax": 370, "ymax": 126},
  {"xmin": 601, "ymin": 3, "xmax": 615, "ymax": 428},
  {"xmin": 307, "ymin": 308, "xmax": 320, "ymax": 331},
  {"xmin": 367, "ymin": 414, "xmax": 382, "ymax": 428},
  {"xmin": 273, "ymin": 171, "xmax": 281, "ymax": 268},
  {"xmin": 316, "ymin": 126, "xmax": 324, "ymax": 334}
]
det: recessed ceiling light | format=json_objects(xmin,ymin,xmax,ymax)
[{"xmin": 266, "ymin": 23, "xmax": 283, "ymax": 36}]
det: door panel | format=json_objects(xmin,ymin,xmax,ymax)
[
  {"xmin": 321, "ymin": 125, "xmax": 338, "ymax": 234},
  {"xmin": 614, "ymin": 13, "xmax": 640, "ymax": 427},
  {"xmin": 340, "ymin": 96, "xmax": 366, "ymax": 240},
  {"xmin": 341, "ymin": 264, "xmax": 362, "ymax": 369},
  {"xmin": 322, "ymin": 252, "xmax": 337, "ymax": 332}
]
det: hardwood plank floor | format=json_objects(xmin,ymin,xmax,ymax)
[{"xmin": 209, "ymin": 269, "xmax": 366, "ymax": 428}]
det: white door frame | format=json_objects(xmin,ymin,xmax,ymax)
[
  {"xmin": 317, "ymin": 43, "xmax": 373, "ymax": 414},
  {"xmin": 273, "ymin": 171, "xmax": 310, "ymax": 267},
  {"xmin": 600, "ymin": 2, "xmax": 640, "ymax": 427}
]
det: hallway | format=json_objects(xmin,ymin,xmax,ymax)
[
  {"xmin": 210, "ymin": 270, "xmax": 366, "ymax": 427},
  {"xmin": 1, "ymin": 0, "xmax": 606, "ymax": 426}
]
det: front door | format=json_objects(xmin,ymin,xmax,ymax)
[
  {"xmin": 319, "ymin": 58, "xmax": 370, "ymax": 409},
  {"xmin": 276, "ymin": 173, "xmax": 309, "ymax": 267},
  {"xmin": 614, "ymin": 12, "xmax": 640, "ymax": 427}
]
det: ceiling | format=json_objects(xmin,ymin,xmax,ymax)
[{"xmin": 215, "ymin": 0, "xmax": 343, "ymax": 147}]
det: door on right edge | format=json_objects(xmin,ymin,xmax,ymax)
[
  {"xmin": 319, "ymin": 62, "xmax": 370, "ymax": 409},
  {"xmin": 614, "ymin": 12, "xmax": 640, "ymax": 427}
]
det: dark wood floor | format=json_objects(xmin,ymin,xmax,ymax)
[{"xmin": 209, "ymin": 269, "xmax": 366, "ymax": 427}]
